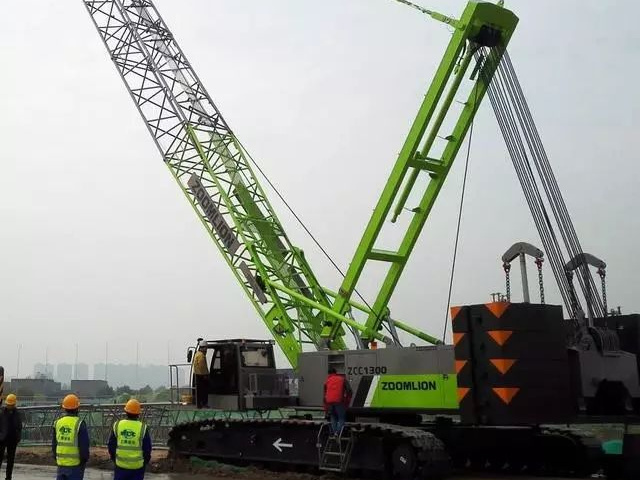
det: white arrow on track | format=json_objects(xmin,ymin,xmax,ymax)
[{"xmin": 272, "ymin": 437, "xmax": 294, "ymax": 452}]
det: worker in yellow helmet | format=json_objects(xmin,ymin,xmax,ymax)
[
  {"xmin": 52, "ymin": 394, "xmax": 90, "ymax": 480},
  {"xmin": 0, "ymin": 394, "xmax": 22, "ymax": 480},
  {"xmin": 108, "ymin": 398, "xmax": 152, "ymax": 480}
]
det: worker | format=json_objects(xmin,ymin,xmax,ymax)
[
  {"xmin": 0, "ymin": 394, "xmax": 22, "ymax": 480},
  {"xmin": 192, "ymin": 341, "xmax": 209, "ymax": 409},
  {"xmin": 108, "ymin": 399, "xmax": 152, "ymax": 480},
  {"xmin": 323, "ymin": 368, "xmax": 352, "ymax": 436},
  {"xmin": 52, "ymin": 394, "xmax": 90, "ymax": 480}
]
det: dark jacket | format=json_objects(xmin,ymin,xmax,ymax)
[
  {"xmin": 107, "ymin": 420, "xmax": 152, "ymax": 468},
  {"xmin": 51, "ymin": 415, "xmax": 90, "ymax": 465},
  {"xmin": 0, "ymin": 407, "xmax": 22, "ymax": 444}
]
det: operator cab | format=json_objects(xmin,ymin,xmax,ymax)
[{"xmin": 186, "ymin": 339, "xmax": 294, "ymax": 410}]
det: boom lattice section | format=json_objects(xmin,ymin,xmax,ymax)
[{"xmin": 83, "ymin": 0, "xmax": 347, "ymax": 366}]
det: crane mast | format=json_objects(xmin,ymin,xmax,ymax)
[{"xmin": 326, "ymin": 2, "xmax": 518, "ymax": 344}]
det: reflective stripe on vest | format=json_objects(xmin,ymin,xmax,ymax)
[
  {"xmin": 55, "ymin": 416, "xmax": 81, "ymax": 467},
  {"xmin": 114, "ymin": 419, "xmax": 146, "ymax": 470}
]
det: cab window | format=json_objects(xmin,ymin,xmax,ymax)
[{"xmin": 240, "ymin": 347, "xmax": 273, "ymax": 368}]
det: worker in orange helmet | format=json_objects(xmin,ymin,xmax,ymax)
[
  {"xmin": 0, "ymin": 394, "xmax": 22, "ymax": 480},
  {"xmin": 108, "ymin": 399, "xmax": 152, "ymax": 480},
  {"xmin": 323, "ymin": 368, "xmax": 352, "ymax": 436},
  {"xmin": 52, "ymin": 394, "xmax": 90, "ymax": 480}
]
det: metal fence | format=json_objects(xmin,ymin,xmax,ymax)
[{"xmin": 20, "ymin": 403, "xmax": 295, "ymax": 447}]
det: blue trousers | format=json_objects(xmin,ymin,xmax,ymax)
[
  {"xmin": 114, "ymin": 466, "xmax": 146, "ymax": 480},
  {"xmin": 328, "ymin": 403, "xmax": 346, "ymax": 435},
  {"xmin": 56, "ymin": 466, "xmax": 85, "ymax": 480}
]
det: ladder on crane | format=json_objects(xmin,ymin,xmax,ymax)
[{"xmin": 316, "ymin": 423, "xmax": 354, "ymax": 473}]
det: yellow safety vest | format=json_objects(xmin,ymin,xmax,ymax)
[
  {"xmin": 114, "ymin": 419, "xmax": 146, "ymax": 470},
  {"xmin": 55, "ymin": 416, "xmax": 81, "ymax": 467}
]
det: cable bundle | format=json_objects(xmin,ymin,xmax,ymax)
[{"xmin": 478, "ymin": 46, "xmax": 605, "ymax": 321}]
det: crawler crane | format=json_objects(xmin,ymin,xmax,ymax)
[{"xmin": 83, "ymin": 0, "xmax": 640, "ymax": 477}]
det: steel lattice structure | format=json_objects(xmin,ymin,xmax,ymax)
[
  {"xmin": 82, "ymin": 0, "xmax": 354, "ymax": 367},
  {"xmin": 83, "ymin": 0, "xmax": 517, "ymax": 364}
]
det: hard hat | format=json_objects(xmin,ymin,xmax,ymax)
[
  {"xmin": 124, "ymin": 398, "xmax": 142, "ymax": 415},
  {"xmin": 4, "ymin": 394, "xmax": 16, "ymax": 407},
  {"xmin": 62, "ymin": 394, "xmax": 80, "ymax": 410},
  {"xmin": 198, "ymin": 340, "xmax": 208, "ymax": 349}
]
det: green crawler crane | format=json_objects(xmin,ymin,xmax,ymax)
[{"xmin": 83, "ymin": 1, "xmax": 630, "ymax": 478}]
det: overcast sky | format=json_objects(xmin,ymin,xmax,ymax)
[{"xmin": 1, "ymin": 0, "xmax": 638, "ymax": 378}]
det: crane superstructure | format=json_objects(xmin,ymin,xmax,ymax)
[{"xmin": 83, "ymin": 0, "xmax": 517, "ymax": 366}]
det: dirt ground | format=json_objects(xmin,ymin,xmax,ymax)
[
  {"xmin": 15, "ymin": 446, "xmax": 340, "ymax": 479},
  {"xmin": 14, "ymin": 446, "xmax": 593, "ymax": 480}
]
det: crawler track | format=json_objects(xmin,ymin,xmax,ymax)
[
  {"xmin": 436, "ymin": 424, "xmax": 603, "ymax": 477},
  {"xmin": 169, "ymin": 418, "xmax": 449, "ymax": 478},
  {"xmin": 169, "ymin": 417, "xmax": 605, "ymax": 478}
]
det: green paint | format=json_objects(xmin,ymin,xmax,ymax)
[
  {"xmin": 326, "ymin": 1, "xmax": 519, "ymax": 345},
  {"xmin": 370, "ymin": 374, "xmax": 458, "ymax": 409},
  {"xmin": 603, "ymin": 440, "xmax": 623, "ymax": 456}
]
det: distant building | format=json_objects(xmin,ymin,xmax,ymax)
[
  {"xmin": 93, "ymin": 363, "xmax": 168, "ymax": 389},
  {"xmin": 70, "ymin": 380, "xmax": 110, "ymax": 398},
  {"xmin": 56, "ymin": 364, "xmax": 73, "ymax": 388},
  {"xmin": 75, "ymin": 363, "xmax": 89, "ymax": 381},
  {"xmin": 33, "ymin": 363, "xmax": 54, "ymax": 379},
  {"xmin": 11, "ymin": 378, "xmax": 61, "ymax": 397}
]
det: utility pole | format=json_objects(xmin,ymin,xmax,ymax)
[
  {"xmin": 167, "ymin": 341, "xmax": 171, "ymax": 388},
  {"xmin": 16, "ymin": 344, "xmax": 21, "ymax": 378},
  {"xmin": 105, "ymin": 342, "xmax": 109, "ymax": 382},
  {"xmin": 135, "ymin": 341, "xmax": 140, "ymax": 388},
  {"xmin": 74, "ymin": 343, "xmax": 79, "ymax": 381}
]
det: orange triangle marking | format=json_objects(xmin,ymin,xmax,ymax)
[
  {"xmin": 490, "ymin": 358, "xmax": 516, "ymax": 375},
  {"xmin": 455, "ymin": 360, "xmax": 468, "ymax": 374},
  {"xmin": 453, "ymin": 332, "xmax": 465, "ymax": 346},
  {"xmin": 450, "ymin": 306, "xmax": 462, "ymax": 322},
  {"xmin": 487, "ymin": 330, "xmax": 513, "ymax": 346},
  {"xmin": 493, "ymin": 387, "xmax": 520, "ymax": 405},
  {"xmin": 485, "ymin": 301, "xmax": 510, "ymax": 319},
  {"xmin": 457, "ymin": 387, "xmax": 470, "ymax": 402}
]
